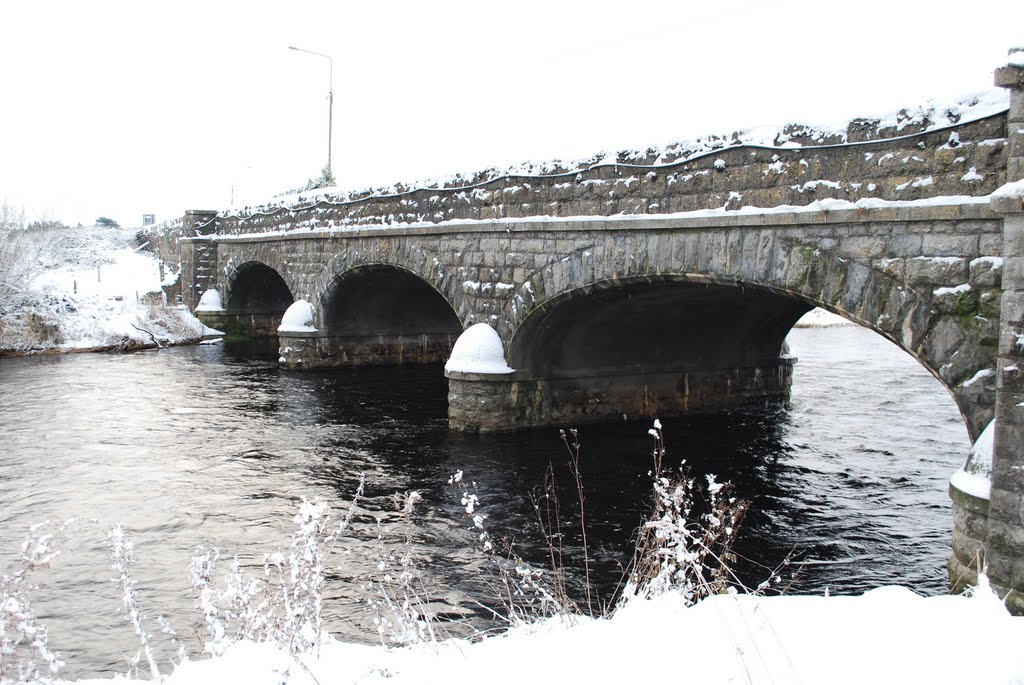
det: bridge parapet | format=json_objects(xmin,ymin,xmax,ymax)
[{"xmin": 206, "ymin": 111, "xmax": 1007, "ymax": 236}]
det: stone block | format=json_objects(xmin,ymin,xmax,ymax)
[
  {"xmin": 980, "ymin": 232, "xmax": 1004, "ymax": 256},
  {"xmin": 998, "ymin": 290, "xmax": 1024, "ymax": 326},
  {"xmin": 992, "ymin": 419, "xmax": 1024, "ymax": 490},
  {"xmin": 951, "ymin": 528, "xmax": 986, "ymax": 567},
  {"xmin": 987, "ymin": 516, "xmax": 1024, "ymax": 556},
  {"xmin": 970, "ymin": 256, "xmax": 1004, "ymax": 287},
  {"xmin": 921, "ymin": 233, "xmax": 979, "ymax": 257},
  {"xmin": 904, "ymin": 256, "xmax": 969, "ymax": 286},
  {"xmin": 839, "ymin": 235, "xmax": 888, "ymax": 261},
  {"xmin": 1004, "ymin": 255, "xmax": 1024, "ymax": 288},
  {"xmin": 932, "ymin": 286, "xmax": 979, "ymax": 315}
]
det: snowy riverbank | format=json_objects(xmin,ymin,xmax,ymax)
[
  {"xmin": 794, "ymin": 307, "xmax": 854, "ymax": 328},
  {"xmin": 66, "ymin": 581, "xmax": 1022, "ymax": 685},
  {"xmin": 0, "ymin": 227, "xmax": 217, "ymax": 354}
]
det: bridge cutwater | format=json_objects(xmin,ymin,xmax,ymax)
[{"xmin": 173, "ymin": 55, "xmax": 1024, "ymax": 611}]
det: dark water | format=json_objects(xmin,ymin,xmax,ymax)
[{"xmin": 0, "ymin": 326, "xmax": 969, "ymax": 678}]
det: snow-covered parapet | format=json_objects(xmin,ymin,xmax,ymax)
[
  {"xmin": 950, "ymin": 420, "xmax": 994, "ymax": 500},
  {"xmin": 444, "ymin": 323, "xmax": 514, "ymax": 375},
  {"xmin": 990, "ymin": 179, "xmax": 1024, "ymax": 213},
  {"xmin": 195, "ymin": 289, "xmax": 224, "ymax": 312},
  {"xmin": 278, "ymin": 300, "xmax": 318, "ymax": 333}
]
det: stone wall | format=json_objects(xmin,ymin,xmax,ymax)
[{"xmin": 205, "ymin": 113, "xmax": 1007, "ymax": 236}]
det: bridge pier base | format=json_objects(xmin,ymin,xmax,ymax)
[
  {"xmin": 197, "ymin": 311, "xmax": 282, "ymax": 338},
  {"xmin": 447, "ymin": 360, "xmax": 795, "ymax": 432},
  {"xmin": 948, "ymin": 475, "xmax": 990, "ymax": 594},
  {"xmin": 278, "ymin": 331, "xmax": 458, "ymax": 369}
]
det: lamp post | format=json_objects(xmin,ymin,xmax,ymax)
[{"xmin": 288, "ymin": 45, "xmax": 334, "ymax": 181}]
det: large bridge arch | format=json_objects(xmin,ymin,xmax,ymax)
[
  {"xmin": 500, "ymin": 235, "xmax": 997, "ymax": 440},
  {"xmin": 507, "ymin": 275, "xmax": 810, "ymax": 377}
]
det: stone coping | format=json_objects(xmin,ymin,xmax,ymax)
[
  {"xmin": 183, "ymin": 201, "xmax": 999, "ymax": 244},
  {"xmin": 991, "ymin": 194, "xmax": 1024, "ymax": 214}
]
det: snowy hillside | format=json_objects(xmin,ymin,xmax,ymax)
[{"xmin": 0, "ymin": 227, "xmax": 216, "ymax": 353}]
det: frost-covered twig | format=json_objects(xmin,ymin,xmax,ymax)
[
  {"xmin": 365, "ymin": 490, "xmax": 445, "ymax": 648},
  {"xmin": 624, "ymin": 421, "xmax": 751, "ymax": 605},
  {"xmin": 560, "ymin": 428, "xmax": 593, "ymax": 615},
  {"xmin": 0, "ymin": 520, "xmax": 80, "ymax": 684},
  {"xmin": 130, "ymin": 322, "xmax": 164, "ymax": 348},
  {"xmin": 189, "ymin": 475, "xmax": 365, "ymax": 663},
  {"xmin": 109, "ymin": 523, "xmax": 161, "ymax": 680},
  {"xmin": 450, "ymin": 469, "xmax": 574, "ymax": 625}
]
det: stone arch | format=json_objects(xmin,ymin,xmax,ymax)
[
  {"xmin": 225, "ymin": 260, "xmax": 295, "ymax": 315},
  {"xmin": 503, "ymin": 236, "xmax": 996, "ymax": 440},
  {"xmin": 507, "ymin": 275, "xmax": 810, "ymax": 377},
  {"xmin": 310, "ymin": 242, "xmax": 469, "ymax": 330},
  {"xmin": 319, "ymin": 263, "xmax": 462, "ymax": 338}
]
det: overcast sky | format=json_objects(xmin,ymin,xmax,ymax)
[{"xmin": 2, "ymin": 1, "xmax": 1022, "ymax": 227}]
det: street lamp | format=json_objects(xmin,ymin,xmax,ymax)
[{"xmin": 288, "ymin": 45, "xmax": 334, "ymax": 181}]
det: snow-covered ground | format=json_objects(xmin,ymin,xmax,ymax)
[
  {"xmin": 67, "ymin": 581, "xmax": 1023, "ymax": 685},
  {"xmin": 0, "ymin": 228, "xmax": 217, "ymax": 353},
  {"xmin": 794, "ymin": 307, "xmax": 855, "ymax": 328}
]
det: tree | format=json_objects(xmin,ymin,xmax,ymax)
[
  {"xmin": 1, "ymin": 200, "xmax": 25, "ymax": 232},
  {"xmin": 27, "ymin": 219, "xmax": 69, "ymax": 232},
  {"xmin": 96, "ymin": 217, "xmax": 121, "ymax": 229}
]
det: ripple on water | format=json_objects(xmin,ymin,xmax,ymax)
[{"xmin": 0, "ymin": 326, "xmax": 970, "ymax": 678}]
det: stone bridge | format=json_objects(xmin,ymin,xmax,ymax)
[{"xmin": 178, "ymin": 57, "xmax": 1024, "ymax": 610}]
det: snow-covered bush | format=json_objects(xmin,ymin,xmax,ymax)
[
  {"xmin": 1, "ymin": 521, "xmax": 80, "ymax": 684},
  {"xmin": 448, "ymin": 470, "xmax": 574, "ymax": 625},
  {"xmin": 624, "ymin": 421, "xmax": 753, "ymax": 603},
  {"xmin": 109, "ymin": 523, "xmax": 162, "ymax": 680},
  {"xmin": 190, "ymin": 483, "xmax": 363, "ymax": 662},
  {"xmin": 447, "ymin": 422, "xmax": 762, "ymax": 625}
]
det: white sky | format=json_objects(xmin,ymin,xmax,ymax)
[{"xmin": 1, "ymin": 0, "xmax": 1022, "ymax": 227}]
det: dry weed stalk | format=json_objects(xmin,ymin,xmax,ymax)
[{"xmin": 626, "ymin": 420, "xmax": 751, "ymax": 603}]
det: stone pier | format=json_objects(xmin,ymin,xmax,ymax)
[{"xmin": 948, "ymin": 49, "xmax": 1024, "ymax": 612}]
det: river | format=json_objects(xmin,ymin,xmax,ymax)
[{"xmin": 0, "ymin": 325, "xmax": 970, "ymax": 679}]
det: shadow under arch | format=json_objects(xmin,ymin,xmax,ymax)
[
  {"xmin": 223, "ymin": 260, "xmax": 295, "ymax": 337},
  {"xmin": 504, "ymin": 272, "xmax": 990, "ymax": 439},
  {"xmin": 508, "ymin": 276, "xmax": 811, "ymax": 378},
  {"xmin": 315, "ymin": 263, "xmax": 462, "ymax": 366}
]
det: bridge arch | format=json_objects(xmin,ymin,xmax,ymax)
[
  {"xmin": 319, "ymin": 263, "xmax": 462, "ymax": 338},
  {"xmin": 502, "ymin": 239, "xmax": 996, "ymax": 440},
  {"xmin": 226, "ymin": 260, "xmax": 295, "ymax": 312},
  {"xmin": 293, "ymin": 255, "xmax": 463, "ymax": 367},
  {"xmin": 507, "ymin": 276, "xmax": 811, "ymax": 378},
  {"xmin": 309, "ymin": 243, "xmax": 471, "ymax": 329},
  {"xmin": 221, "ymin": 260, "xmax": 296, "ymax": 336}
]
